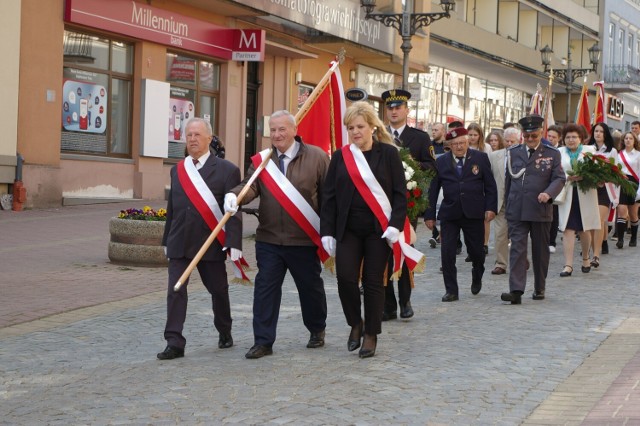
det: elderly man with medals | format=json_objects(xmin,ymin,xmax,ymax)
[
  {"xmin": 501, "ymin": 114, "xmax": 565, "ymax": 304},
  {"xmin": 158, "ymin": 118, "xmax": 243, "ymax": 360}
]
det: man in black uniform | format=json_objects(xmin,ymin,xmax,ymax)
[{"xmin": 381, "ymin": 89, "xmax": 436, "ymax": 320}]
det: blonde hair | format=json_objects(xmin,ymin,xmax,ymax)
[{"xmin": 343, "ymin": 101, "xmax": 393, "ymax": 145}]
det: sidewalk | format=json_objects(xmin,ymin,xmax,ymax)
[{"xmin": 1, "ymin": 201, "xmax": 639, "ymax": 424}]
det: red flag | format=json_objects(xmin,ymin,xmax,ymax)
[
  {"xmin": 593, "ymin": 81, "xmax": 606, "ymax": 125},
  {"xmin": 575, "ymin": 82, "xmax": 591, "ymax": 134},
  {"xmin": 296, "ymin": 61, "xmax": 347, "ymax": 154}
]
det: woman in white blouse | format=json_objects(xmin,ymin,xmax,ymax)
[
  {"xmin": 615, "ymin": 132, "xmax": 640, "ymax": 248},
  {"xmin": 467, "ymin": 123, "xmax": 492, "ymax": 254},
  {"xmin": 587, "ymin": 123, "xmax": 617, "ymax": 262},
  {"xmin": 557, "ymin": 124, "xmax": 601, "ymax": 277}
]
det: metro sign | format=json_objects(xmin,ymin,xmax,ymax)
[{"xmin": 64, "ymin": 0, "xmax": 265, "ymax": 61}]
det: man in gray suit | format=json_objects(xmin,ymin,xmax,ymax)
[
  {"xmin": 488, "ymin": 144, "xmax": 509, "ymax": 275},
  {"xmin": 501, "ymin": 115, "xmax": 565, "ymax": 304}
]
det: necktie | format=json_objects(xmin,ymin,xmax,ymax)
[
  {"xmin": 393, "ymin": 130, "xmax": 399, "ymax": 138},
  {"xmin": 528, "ymin": 148, "xmax": 535, "ymax": 158},
  {"xmin": 278, "ymin": 153, "xmax": 286, "ymax": 174},
  {"xmin": 192, "ymin": 158, "xmax": 199, "ymax": 168},
  {"xmin": 456, "ymin": 156, "xmax": 464, "ymax": 177},
  {"xmin": 393, "ymin": 130, "xmax": 401, "ymax": 146}
]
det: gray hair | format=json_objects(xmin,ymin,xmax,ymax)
[
  {"xmin": 186, "ymin": 117, "xmax": 213, "ymax": 136},
  {"xmin": 503, "ymin": 126, "xmax": 521, "ymax": 141},
  {"xmin": 269, "ymin": 110, "xmax": 297, "ymax": 127}
]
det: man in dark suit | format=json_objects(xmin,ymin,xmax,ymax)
[
  {"xmin": 381, "ymin": 89, "xmax": 436, "ymax": 320},
  {"xmin": 424, "ymin": 127, "xmax": 497, "ymax": 302},
  {"xmin": 158, "ymin": 118, "xmax": 242, "ymax": 360},
  {"xmin": 501, "ymin": 114, "xmax": 565, "ymax": 304}
]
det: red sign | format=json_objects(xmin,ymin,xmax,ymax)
[{"xmin": 64, "ymin": 0, "xmax": 264, "ymax": 61}]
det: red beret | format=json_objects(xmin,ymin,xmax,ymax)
[{"xmin": 446, "ymin": 127, "xmax": 468, "ymax": 140}]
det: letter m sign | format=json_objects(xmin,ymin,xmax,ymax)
[{"xmin": 232, "ymin": 29, "xmax": 265, "ymax": 62}]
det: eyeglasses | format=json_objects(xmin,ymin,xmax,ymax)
[{"xmin": 523, "ymin": 132, "xmax": 541, "ymax": 139}]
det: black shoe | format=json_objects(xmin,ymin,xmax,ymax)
[
  {"xmin": 616, "ymin": 239, "xmax": 624, "ymax": 249},
  {"xmin": 471, "ymin": 280, "xmax": 482, "ymax": 295},
  {"xmin": 218, "ymin": 332, "xmax": 233, "ymax": 349},
  {"xmin": 441, "ymin": 293, "xmax": 459, "ymax": 302},
  {"xmin": 245, "ymin": 344, "xmax": 273, "ymax": 359},
  {"xmin": 484, "ymin": 245, "xmax": 489, "ymax": 254},
  {"xmin": 500, "ymin": 292, "xmax": 522, "ymax": 304},
  {"xmin": 307, "ymin": 330, "xmax": 325, "ymax": 348},
  {"xmin": 532, "ymin": 291, "xmax": 545, "ymax": 300},
  {"xmin": 348, "ymin": 320, "xmax": 363, "ymax": 352},
  {"xmin": 581, "ymin": 265, "xmax": 591, "ymax": 273},
  {"xmin": 559, "ymin": 265, "xmax": 573, "ymax": 277},
  {"xmin": 400, "ymin": 301, "xmax": 414, "ymax": 318},
  {"xmin": 465, "ymin": 255, "xmax": 472, "ymax": 262},
  {"xmin": 382, "ymin": 311, "xmax": 397, "ymax": 321},
  {"xmin": 358, "ymin": 334, "xmax": 377, "ymax": 359},
  {"xmin": 602, "ymin": 240, "xmax": 609, "ymax": 254},
  {"xmin": 590, "ymin": 256, "xmax": 600, "ymax": 268},
  {"xmin": 157, "ymin": 345, "xmax": 184, "ymax": 360}
]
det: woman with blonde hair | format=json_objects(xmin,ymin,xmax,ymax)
[{"xmin": 321, "ymin": 101, "xmax": 407, "ymax": 359}]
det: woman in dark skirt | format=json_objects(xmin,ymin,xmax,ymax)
[
  {"xmin": 615, "ymin": 132, "xmax": 640, "ymax": 248},
  {"xmin": 588, "ymin": 123, "xmax": 618, "ymax": 260}
]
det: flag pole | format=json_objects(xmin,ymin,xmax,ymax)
[{"xmin": 173, "ymin": 61, "xmax": 341, "ymax": 292}]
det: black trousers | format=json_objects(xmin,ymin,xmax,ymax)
[
  {"xmin": 164, "ymin": 257, "xmax": 231, "ymax": 349},
  {"xmin": 440, "ymin": 217, "xmax": 485, "ymax": 295},
  {"xmin": 336, "ymin": 228, "xmax": 391, "ymax": 336},
  {"xmin": 384, "ymin": 218, "xmax": 417, "ymax": 313},
  {"xmin": 252, "ymin": 242, "xmax": 327, "ymax": 346}
]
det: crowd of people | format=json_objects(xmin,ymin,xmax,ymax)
[{"xmin": 155, "ymin": 91, "xmax": 640, "ymax": 361}]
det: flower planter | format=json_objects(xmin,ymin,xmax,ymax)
[{"xmin": 108, "ymin": 217, "xmax": 168, "ymax": 267}]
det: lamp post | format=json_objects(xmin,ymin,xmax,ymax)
[
  {"xmin": 360, "ymin": 0, "xmax": 454, "ymax": 90},
  {"xmin": 540, "ymin": 44, "xmax": 601, "ymax": 122}
]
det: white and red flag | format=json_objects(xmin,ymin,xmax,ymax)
[
  {"xmin": 296, "ymin": 60, "xmax": 347, "ymax": 154},
  {"xmin": 575, "ymin": 80, "xmax": 591, "ymax": 134},
  {"xmin": 593, "ymin": 81, "xmax": 606, "ymax": 125}
]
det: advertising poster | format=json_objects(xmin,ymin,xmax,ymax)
[
  {"xmin": 168, "ymin": 87, "xmax": 195, "ymax": 143},
  {"xmin": 62, "ymin": 68, "xmax": 108, "ymax": 133}
]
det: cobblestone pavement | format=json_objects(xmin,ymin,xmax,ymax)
[{"xmin": 1, "ymin": 203, "xmax": 639, "ymax": 425}]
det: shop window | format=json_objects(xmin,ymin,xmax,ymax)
[
  {"xmin": 166, "ymin": 53, "xmax": 220, "ymax": 159},
  {"xmin": 61, "ymin": 30, "xmax": 133, "ymax": 157}
]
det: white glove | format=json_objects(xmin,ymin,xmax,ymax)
[
  {"xmin": 321, "ymin": 236, "xmax": 336, "ymax": 257},
  {"xmin": 224, "ymin": 192, "xmax": 238, "ymax": 215},
  {"xmin": 230, "ymin": 248, "xmax": 242, "ymax": 262},
  {"xmin": 381, "ymin": 226, "xmax": 400, "ymax": 246},
  {"xmin": 163, "ymin": 246, "xmax": 168, "ymax": 257}
]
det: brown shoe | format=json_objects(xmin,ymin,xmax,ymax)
[{"xmin": 491, "ymin": 266, "xmax": 506, "ymax": 275}]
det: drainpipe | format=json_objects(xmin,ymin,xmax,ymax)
[{"xmin": 12, "ymin": 153, "xmax": 26, "ymax": 211}]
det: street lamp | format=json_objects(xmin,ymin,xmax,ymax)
[
  {"xmin": 540, "ymin": 43, "xmax": 601, "ymax": 122},
  {"xmin": 360, "ymin": 0, "xmax": 454, "ymax": 90}
]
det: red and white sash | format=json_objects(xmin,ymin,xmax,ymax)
[
  {"xmin": 620, "ymin": 150, "xmax": 640, "ymax": 202},
  {"xmin": 176, "ymin": 158, "xmax": 251, "ymax": 284},
  {"xmin": 251, "ymin": 149, "xmax": 332, "ymax": 267},
  {"xmin": 341, "ymin": 144, "xmax": 425, "ymax": 279}
]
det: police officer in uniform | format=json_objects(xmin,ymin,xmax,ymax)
[
  {"xmin": 501, "ymin": 114, "xmax": 565, "ymax": 304},
  {"xmin": 381, "ymin": 89, "xmax": 436, "ymax": 320},
  {"xmin": 424, "ymin": 128, "xmax": 497, "ymax": 302}
]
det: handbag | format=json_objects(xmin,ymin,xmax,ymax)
[{"xmin": 553, "ymin": 182, "xmax": 569, "ymax": 205}]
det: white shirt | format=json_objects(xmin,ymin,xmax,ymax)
[
  {"xmin": 619, "ymin": 149, "xmax": 640, "ymax": 177},
  {"xmin": 190, "ymin": 151, "xmax": 211, "ymax": 170}
]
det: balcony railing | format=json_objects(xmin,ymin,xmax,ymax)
[{"xmin": 604, "ymin": 64, "xmax": 640, "ymax": 85}]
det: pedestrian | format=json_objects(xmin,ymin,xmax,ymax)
[
  {"xmin": 557, "ymin": 124, "xmax": 600, "ymax": 277},
  {"xmin": 546, "ymin": 124, "xmax": 564, "ymax": 253},
  {"xmin": 488, "ymin": 142, "xmax": 509, "ymax": 275},
  {"xmin": 615, "ymin": 132, "xmax": 640, "ymax": 248},
  {"xmin": 158, "ymin": 117, "xmax": 242, "ymax": 360},
  {"xmin": 486, "ymin": 131, "xmax": 504, "ymax": 152},
  {"xmin": 588, "ymin": 123, "xmax": 618, "ymax": 259},
  {"xmin": 224, "ymin": 110, "xmax": 329, "ymax": 359},
  {"xmin": 321, "ymin": 101, "xmax": 409, "ymax": 358},
  {"xmin": 381, "ymin": 89, "xmax": 436, "ymax": 321},
  {"xmin": 424, "ymin": 127, "xmax": 497, "ymax": 302},
  {"xmin": 500, "ymin": 114, "xmax": 565, "ymax": 304}
]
